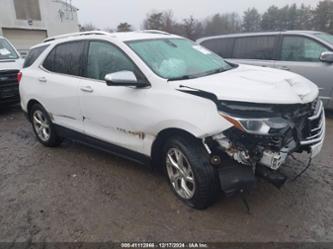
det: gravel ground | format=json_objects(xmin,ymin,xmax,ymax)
[{"xmin": 0, "ymin": 106, "xmax": 332, "ymax": 243}]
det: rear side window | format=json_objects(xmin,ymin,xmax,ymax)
[
  {"xmin": 43, "ymin": 41, "xmax": 85, "ymax": 76},
  {"xmin": 200, "ymin": 38, "xmax": 234, "ymax": 58},
  {"xmin": 23, "ymin": 45, "xmax": 49, "ymax": 68},
  {"xmin": 233, "ymin": 36, "xmax": 278, "ymax": 60}
]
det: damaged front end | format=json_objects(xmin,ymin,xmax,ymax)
[{"xmin": 205, "ymin": 98, "xmax": 325, "ymax": 196}]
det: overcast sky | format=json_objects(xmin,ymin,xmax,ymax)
[{"xmin": 71, "ymin": 0, "xmax": 320, "ymax": 30}]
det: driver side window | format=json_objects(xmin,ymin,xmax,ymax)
[
  {"xmin": 281, "ymin": 36, "xmax": 327, "ymax": 62},
  {"xmin": 86, "ymin": 41, "xmax": 136, "ymax": 81}
]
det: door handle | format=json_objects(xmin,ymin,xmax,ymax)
[
  {"xmin": 80, "ymin": 86, "xmax": 94, "ymax": 93},
  {"xmin": 38, "ymin": 77, "xmax": 47, "ymax": 83}
]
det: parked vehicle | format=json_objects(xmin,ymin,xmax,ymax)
[
  {"xmin": 19, "ymin": 31, "xmax": 325, "ymax": 209},
  {"xmin": 197, "ymin": 31, "xmax": 333, "ymax": 110},
  {"xmin": 0, "ymin": 36, "xmax": 23, "ymax": 107}
]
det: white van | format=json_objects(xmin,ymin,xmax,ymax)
[{"xmin": 0, "ymin": 36, "xmax": 23, "ymax": 106}]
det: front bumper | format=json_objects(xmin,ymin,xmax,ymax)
[{"xmin": 208, "ymin": 100, "xmax": 326, "ymax": 195}]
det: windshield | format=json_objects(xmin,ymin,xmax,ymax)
[
  {"xmin": 315, "ymin": 33, "xmax": 333, "ymax": 45},
  {"xmin": 127, "ymin": 38, "xmax": 233, "ymax": 80},
  {"xmin": 0, "ymin": 38, "xmax": 19, "ymax": 60}
]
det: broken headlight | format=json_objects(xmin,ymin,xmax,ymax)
[{"xmin": 221, "ymin": 114, "xmax": 289, "ymax": 135}]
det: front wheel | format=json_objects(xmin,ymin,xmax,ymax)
[
  {"xmin": 30, "ymin": 104, "xmax": 63, "ymax": 147},
  {"xmin": 163, "ymin": 136, "xmax": 220, "ymax": 209}
]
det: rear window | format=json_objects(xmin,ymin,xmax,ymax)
[
  {"xmin": 0, "ymin": 38, "xmax": 19, "ymax": 60},
  {"xmin": 23, "ymin": 45, "xmax": 49, "ymax": 68},
  {"xmin": 43, "ymin": 41, "xmax": 85, "ymax": 76},
  {"xmin": 200, "ymin": 38, "xmax": 234, "ymax": 58},
  {"xmin": 233, "ymin": 36, "xmax": 278, "ymax": 60}
]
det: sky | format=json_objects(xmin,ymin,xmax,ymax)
[{"xmin": 71, "ymin": 0, "xmax": 320, "ymax": 30}]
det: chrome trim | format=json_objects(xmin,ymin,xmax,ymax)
[
  {"xmin": 319, "ymin": 96, "xmax": 331, "ymax": 100},
  {"xmin": 301, "ymin": 101, "xmax": 325, "ymax": 146},
  {"xmin": 306, "ymin": 123, "xmax": 325, "ymax": 140},
  {"xmin": 311, "ymin": 116, "xmax": 324, "ymax": 133},
  {"xmin": 309, "ymin": 101, "xmax": 323, "ymax": 121}
]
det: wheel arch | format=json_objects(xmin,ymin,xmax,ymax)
[
  {"xmin": 150, "ymin": 128, "xmax": 202, "ymax": 169},
  {"xmin": 27, "ymin": 99, "xmax": 43, "ymax": 121}
]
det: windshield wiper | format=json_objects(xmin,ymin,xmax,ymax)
[
  {"xmin": 168, "ymin": 67, "xmax": 233, "ymax": 82},
  {"xmin": 168, "ymin": 75, "xmax": 194, "ymax": 82}
]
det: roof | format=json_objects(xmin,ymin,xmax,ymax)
[{"xmin": 197, "ymin": 30, "xmax": 325, "ymax": 42}]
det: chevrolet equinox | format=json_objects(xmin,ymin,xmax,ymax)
[{"xmin": 19, "ymin": 31, "xmax": 325, "ymax": 209}]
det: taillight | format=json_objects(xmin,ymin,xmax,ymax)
[{"xmin": 17, "ymin": 71, "xmax": 22, "ymax": 84}]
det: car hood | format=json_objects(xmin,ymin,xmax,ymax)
[
  {"xmin": 171, "ymin": 64, "xmax": 319, "ymax": 104},
  {"xmin": 0, "ymin": 59, "xmax": 23, "ymax": 71}
]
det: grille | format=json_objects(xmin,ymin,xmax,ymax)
[
  {"xmin": 300, "ymin": 100, "xmax": 325, "ymax": 146},
  {"xmin": 0, "ymin": 70, "xmax": 19, "ymax": 86},
  {"xmin": 0, "ymin": 70, "xmax": 19, "ymax": 100}
]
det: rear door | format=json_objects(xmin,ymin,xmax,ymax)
[
  {"xmin": 229, "ymin": 35, "xmax": 279, "ymax": 68},
  {"xmin": 38, "ymin": 40, "xmax": 85, "ymax": 132},
  {"xmin": 275, "ymin": 35, "xmax": 333, "ymax": 108}
]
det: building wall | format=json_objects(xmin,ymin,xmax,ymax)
[
  {"xmin": 0, "ymin": 0, "xmax": 79, "ymax": 53},
  {"xmin": 0, "ymin": 0, "xmax": 46, "ymax": 34},
  {"xmin": 42, "ymin": 0, "xmax": 80, "ymax": 37}
]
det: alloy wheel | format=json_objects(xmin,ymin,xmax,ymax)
[
  {"xmin": 32, "ymin": 110, "xmax": 51, "ymax": 142},
  {"xmin": 166, "ymin": 148, "xmax": 196, "ymax": 200}
]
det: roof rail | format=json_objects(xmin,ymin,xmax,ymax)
[
  {"xmin": 43, "ymin": 31, "xmax": 109, "ymax": 43},
  {"xmin": 140, "ymin": 30, "xmax": 170, "ymax": 35}
]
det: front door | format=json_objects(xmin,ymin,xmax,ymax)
[
  {"xmin": 79, "ymin": 40, "xmax": 149, "ymax": 154},
  {"xmin": 275, "ymin": 35, "xmax": 333, "ymax": 108}
]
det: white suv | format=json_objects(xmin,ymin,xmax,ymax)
[{"xmin": 19, "ymin": 31, "xmax": 325, "ymax": 209}]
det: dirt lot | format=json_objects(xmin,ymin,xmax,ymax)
[{"xmin": 0, "ymin": 106, "xmax": 332, "ymax": 243}]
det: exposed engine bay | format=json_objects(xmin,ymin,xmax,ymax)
[{"xmin": 205, "ymin": 98, "xmax": 326, "ymax": 196}]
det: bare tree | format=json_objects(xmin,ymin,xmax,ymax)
[
  {"xmin": 79, "ymin": 23, "xmax": 98, "ymax": 32},
  {"xmin": 182, "ymin": 16, "xmax": 203, "ymax": 40},
  {"xmin": 143, "ymin": 11, "xmax": 164, "ymax": 30},
  {"xmin": 117, "ymin": 22, "xmax": 132, "ymax": 32}
]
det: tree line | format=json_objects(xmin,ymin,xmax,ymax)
[{"xmin": 80, "ymin": 0, "xmax": 333, "ymax": 40}]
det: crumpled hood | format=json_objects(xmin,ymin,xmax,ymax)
[
  {"xmin": 171, "ymin": 64, "xmax": 319, "ymax": 104},
  {"xmin": 0, "ymin": 59, "xmax": 23, "ymax": 71}
]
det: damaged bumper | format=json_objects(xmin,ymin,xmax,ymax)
[{"xmin": 206, "ymin": 99, "xmax": 326, "ymax": 196}]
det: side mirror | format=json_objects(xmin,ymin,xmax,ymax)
[
  {"xmin": 320, "ymin": 51, "xmax": 333, "ymax": 63},
  {"xmin": 105, "ymin": 71, "xmax": 142, "ymax": 87}
]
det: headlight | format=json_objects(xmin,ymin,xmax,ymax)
[{"xmin": 221, "ymin": 114, "xmax": 289, "ymax": 135}]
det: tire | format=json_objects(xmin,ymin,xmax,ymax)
[
  {"xmin": 163, "ymin": 135, "xmax": 220, "ymax": 209},
  {"xmin": 30, "ymin": 103, "xmax": 63, "ymax": 147}
]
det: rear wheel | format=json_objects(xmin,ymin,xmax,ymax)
[
  {"xmin": 163, "ymin": 135, "xmax": 220, "ymax": 209},
  {"xmin": 30, "ymin": 104, "xmax": 62, "ymax": 147}
]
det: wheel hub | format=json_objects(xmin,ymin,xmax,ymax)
[
  {"xmin": 32, "ymin": 110, "xmax": 50, "ymax": 142},
  {"xmin": 166, "ymin": 148, "xmax": 196, "ymax": 200}
]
